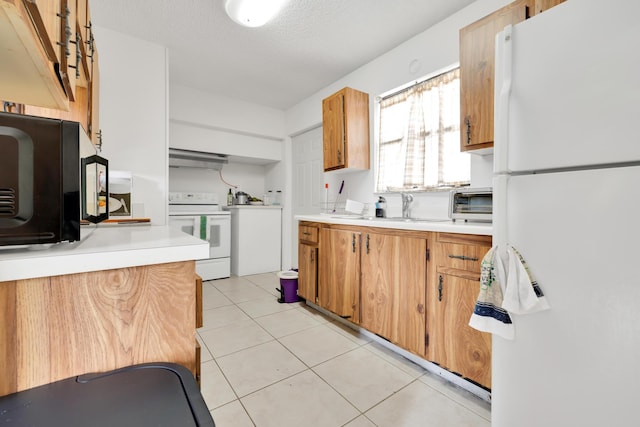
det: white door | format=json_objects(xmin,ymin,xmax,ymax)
[
  {"xmin": 291, "ymin": 126, "xmax": 324, "ymax": 266},
  {"xmin": 493, "ymin": 165, "xmax": 640, "ymax": 427},
  {"xmin": 168, "ymin": 216, "xmax": 199, "ymax": 238},
  {"xmin": 204, "ymin": 215, "xmax": 231, "ymax": 258}
]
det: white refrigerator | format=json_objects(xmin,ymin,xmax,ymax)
[{"xmin": 492, "ymin": 1, "xmax": 640, "ymax": 426}]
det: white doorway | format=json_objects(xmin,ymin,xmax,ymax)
[{"xmin": 291, "ymin": 125, "xmax": 323, "ymax": 267}]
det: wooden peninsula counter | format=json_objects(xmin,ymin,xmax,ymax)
[{"xmin": 0, "ymin": 225, "xmax": 209, "ymax": 396}]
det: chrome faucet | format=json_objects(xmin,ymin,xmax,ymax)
[{"xmin": 401, "ymin": 193, "xmax": 414, "ymax": 218}]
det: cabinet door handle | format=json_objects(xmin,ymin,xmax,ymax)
[
  {"xmin": 448, "ymin": 254, "xmax": 478, "ymax": 262},
  {"xmin": 352, "ymin": 233, "xmax": 356, "ymax": 253},
  {"xmin": 464, "ymin": 116, "xmax": 472, "ymax": 145},
  {"xmin": 337, "ymin": 148, "xmax": 342, "ymax": 164},
  {"xmin": 365, "ymin": 234, "xmax": 370, "ymax": 254},
  {"xmin": 302, "ymin": 231, "xmax": 312, "ymax": 236},
  {"xmin": 310, "ymin": 250, "xmax": 314, "ymax": 263},
  {"xmin": 57, "ymin": 6, "xmax": 72, "ymax": 58},
  {"xmin": 438, "ymin": 275, "xmax": 443, "ymax": 302}
]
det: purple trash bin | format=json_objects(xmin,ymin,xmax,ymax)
[{"xmin": 276, "ymin": 270, "xmax": 299, "ymax": 303}]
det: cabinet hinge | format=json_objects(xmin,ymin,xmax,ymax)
[{"xmin": 426, "ymin": 248, "xmax": 430, "ymax": 261}]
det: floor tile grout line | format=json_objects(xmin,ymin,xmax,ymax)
[
  {"xmin": 202, "ymin": 275, "xmax": 491, "ymax": 425},
  {"xmin": 205, "ymin": 276, "xmax": 372, "ymax": 421}
]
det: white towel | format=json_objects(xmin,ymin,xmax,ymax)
[
  {"xmin": 469, "ymin": 245, "xmax": 550, "ymax": 340},
  {"xmin": 502, "ymin": 247, "xmax": 550, "ymax": 315},
  {"xmin": 468, "ymin": 247, "xmax": 515, "ymax": 339}
]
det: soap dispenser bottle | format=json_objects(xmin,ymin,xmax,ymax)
[{"xmin": 376, "ymin": 196, "xmax": 387, "ymax": 218}]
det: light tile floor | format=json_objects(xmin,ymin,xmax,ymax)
[{"xmin": 198, "ymin": 273, "xmax": 491, "ymax": 427}]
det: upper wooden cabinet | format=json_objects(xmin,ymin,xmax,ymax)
[
  {"xmin": 322, "ymin": 87, "xmax": 370, "ymax": 172},
  {"xmin": 3, "ymin": 0, "xmax": 101, "ymax": 144},
  {"xmin": 534, "ymin": 0, "xmax": 565, "ymax": 15},
  {"xmin": 459, "ymin": 0, "xmax": 567, "ymax": 153},
  {"xmin": 459, "ymin": 0, "xmax": 530, "ymax": 152},
  {"xmin": 0, "ymin": 0, "xmax": 69, "ymax": 110}
]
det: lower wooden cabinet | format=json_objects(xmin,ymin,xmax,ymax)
[
  {"xmin": 298, "ymin": 223, "xmax": 319, "ymax": 303},
  {"xmin": 318, "ymin": 227, "xmax": 361, "ymax": 323},
  {"xmin": 0, "ymin": 261, "xmax": 199, "ymax": 396},
  {"xmin": 298, "ymin": 221, "xmax": 493, "ymax": 390},
  {"xmin": 428, "ymin": 233, "xmax": 492, "ymax": 389},
  {"xmin": 432, "ymin": 273, "xmax": 492, "ymax": 388},
  {"xmin": 360, "ymin": 231, "xmax": 427, "ymax": 356}
]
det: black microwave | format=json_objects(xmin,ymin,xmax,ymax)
[{"xmin": 0, "ymin": 112, "xmax": 108, "ymax": 246}]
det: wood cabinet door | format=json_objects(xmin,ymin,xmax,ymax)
[
  {"xmin": 89, "ymin": 44, "xmax": 100, "ymax": 143},
  {"xmin": 459, "ymin": 0, "xmax": 529, "ymax": 151},
  {"xmin": 298, "ymin": 243, "xmax": 317, "ymax": 302},
  {"xmin": 56, "ymin": 0, "xmax": 78, "ymax": 102},
  {"xmin": 23, "ymin": 0, "xmax": 62, "ymax": 63},
  {"xmin": 534, "ymin": 0, "xmax": 565, "ymax": 15},
  {"xmin": 322, "ymin": 91, "xmax": 346, "ymax": 170},
  {"xmin": 318, "ymin": 228, "xmax": 360, "ymax": 322},
  {"xmin": 438, "ymin": 273, "xmax": 492, "ymax": 389},
  {"xmin": 361, "ymin": 232, "xmax": 427, "ymax": 355}
]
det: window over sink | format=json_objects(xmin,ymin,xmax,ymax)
[{"xmin": 376, "ymin": 65, "xmax": 470, "ymax": 193}]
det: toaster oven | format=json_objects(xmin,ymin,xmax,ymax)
[{"xmin": 449, "ymin": 187, "xmax": 492, "ymax": 222}]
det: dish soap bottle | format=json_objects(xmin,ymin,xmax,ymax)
[{"xmin": 227, "ymin": 189, "xmax": 233, "ymax": 206}]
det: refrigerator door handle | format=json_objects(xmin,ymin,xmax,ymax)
[{"xmin": 494, "ymin": 24, "xmax": 513, "ymax": 175}]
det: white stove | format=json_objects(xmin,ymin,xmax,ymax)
[{"xmin": 168, "ymin": 192, "xmax": 231, "ymax": 280}]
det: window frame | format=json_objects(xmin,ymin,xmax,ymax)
[{"xmin": 374, "ymin": 63, "xmax": 470, "ymax": 194}]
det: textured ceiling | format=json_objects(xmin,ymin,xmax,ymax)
[{"xmin": 90, "ymin": 0, "xmax": 476, "ymax": 110}]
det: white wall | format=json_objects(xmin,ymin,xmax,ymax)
[
  {"xmin": 284, "ymin": 0, "xmax": 510, "ymax": 229},
  {"xmin": 93, "ymin": 26, "xmax": 169, "ymax": 224},
  {"xmin": 169, "ymin": 162, "xmax": 275, "ymax": 203},
  {"xmin": 169, "ymin": 83, "xmax": 290, "ymax": 270}
]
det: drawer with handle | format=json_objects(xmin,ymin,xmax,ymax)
[
  {"xmin": 299, "ymin": 224, "xmax": 319, "ymax": 244},
  {"xmin": 435, "ymin": 233, "xmax": 492, "ymax": 278}
]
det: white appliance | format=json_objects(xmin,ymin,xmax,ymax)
[
  {"xmin": 491, "ymin": 1, "xmax": 640, "ymax": 426},
  {"xmin": 168, "ymin": 192, "xmax": 231, "ymax": 280},
  {"xmin": 225, "ymin": 206, "xmax": 282, "ymax": 276}
]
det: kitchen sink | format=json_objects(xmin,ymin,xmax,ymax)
[{"xmin": 364, "ymin": 217, "xmax": 451, "ymax": 223}]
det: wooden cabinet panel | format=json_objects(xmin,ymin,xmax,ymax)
[
  {"xmin": 0, "ymin": 261, "xmax": 198, "ymax": 396},
  {"xmin": 89, "ymin": 43, "xmax": 100, "ymax": 144},
  {"xmin": 318, "ymin": 228, "xmax": 361, "ymax": 322},
  {"xmin": 360, "ymin": 232, "xmax": 427, "ymax": 355},
  {"xmin": 298, "ymin": 222, "xmax": 319, "ymax": 303},
  {"xmin": 0, "ymin": 0, "xmax": 69, "ymax": 110},
  {"xmin": 322, "ymin": 87, "xmax": 370, "ymax": 172},
  {"xmin": 427, "ymin": 232, "xmax": 492, "ymax": 389},
  {"xmin": 534, "ymin": 0, "xmax": 565, "ymax": 15},
  {"xmin": 23, "ymin": 0, "xmax": 62, "ymax": 62},
  {"xmin": 298, "ymin": 243, "xmax": 317, "ymax": 302},
  {"xmin": 438, "ymin": 273, "xmax": 492, "ymax": 388},
  {"xmin": 196, "ymin": 274, "xmax": 203, "ymax": 328},
  {"xmin": 459, "ymin": 0, "xmax": 530, "ymax": 152},
  {"xmin": 0, "ymin": 280, "xmax": 17, "ymax": 397},
  {"xmin": 299, "ymin": 224, "xmax": 319, "ymax": 244},
  {"xmin": 323, "ymin": 91, "xmax": 345, "ymax": 170},
  {"xmin": 2, "ymin": 0, "xmax": 100, "ymax": 144}
]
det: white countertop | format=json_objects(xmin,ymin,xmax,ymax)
[
  {"xmin": 223, "ymin": 205, "xmax": 283, "ymax": 210},
  {"xmin": 296, "ymin": 214, "xmax": 493, "ymax": 236},
  {"xmin": 0, "ymin": 225, "xmax": 209, "ymax": 282}
]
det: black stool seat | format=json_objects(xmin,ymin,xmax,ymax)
[{"xmin": 0, "ymin": 363, "xmax": 214, "ymax": 426}]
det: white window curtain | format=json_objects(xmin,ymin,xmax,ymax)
[{"xmin": 376, "ymin": 68, "xmax": 470, "ymax": 192}]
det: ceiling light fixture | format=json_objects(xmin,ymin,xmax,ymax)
[{"xmin": 224, "ymin": 0, "xmax": 288, "ymax": 28}]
